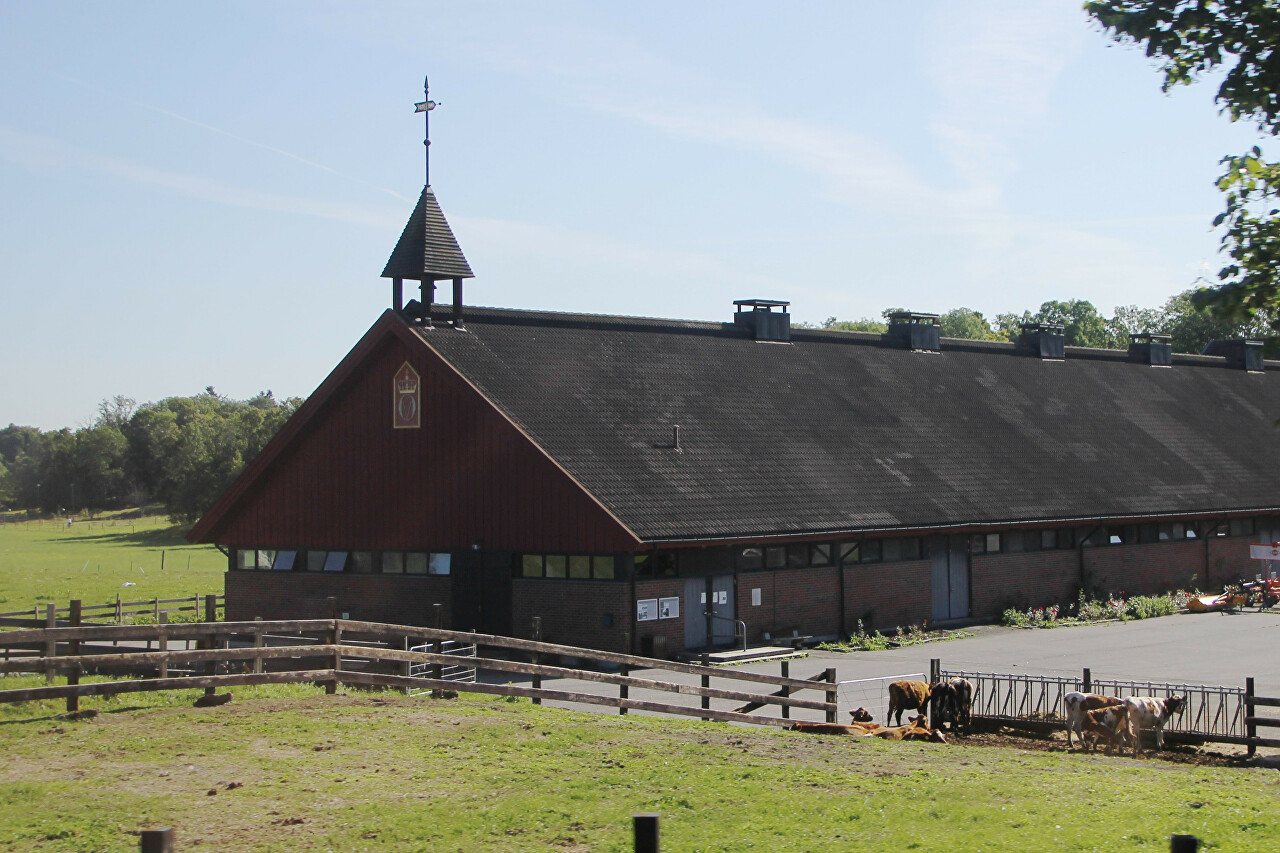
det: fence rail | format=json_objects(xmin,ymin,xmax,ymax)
[
  {"xmin": 0, "ymin": 594, "xmax": 224, "ymax": 629},
  {"xmin": 0, "ymin": 617, "xmax": 837, "ymax": 727}
]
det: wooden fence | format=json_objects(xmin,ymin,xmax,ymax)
[
  {"xmin": 0, "ymin": 617, "xmax": 838, "ymax": 725},
  {"xmin": 934, "ymin": 659, "xmax": 1280, "ymax": 754},
  {"xmin": 0, "ymin": 594, "xmax": 224, "ymax": 629}
]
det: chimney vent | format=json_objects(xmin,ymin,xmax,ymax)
[
  {"xmin": 883, "ymin": 311, "xmax": 940, "ymax": 352},
  {"xmin": 1017, "ymin": 322, "xmax": 1065, "ymax": 360},
  {"xmin": 1202, "ymin": 338, "xmax": 1265, "ymax": 372},
  {"xmin": 1128, "ymin": 333, "xmax": 1172, "ymax": 366},
  {"xmin": 733, "ymin": 299, "xmax": 791, "ymax": 342}
]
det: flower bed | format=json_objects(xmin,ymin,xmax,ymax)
[{"xmin": 1001, "ymin": 589, "xmax": 1198, "ymax": 628}]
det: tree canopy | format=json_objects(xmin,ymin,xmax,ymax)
[{"xmin": 1085, "ymin": 0, "xmax": 1280, "ymax": 338}]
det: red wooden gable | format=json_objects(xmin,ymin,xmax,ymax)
[{"xmin": 189, "ymin": 312, "xmax": 641, "ymax": 553}]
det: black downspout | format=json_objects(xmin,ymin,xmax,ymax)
[{"xmin": 452, "ymin": 277, "xmax": 464, "ymax": 328}]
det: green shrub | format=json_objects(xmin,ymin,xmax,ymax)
[
  {"xmin": 1001, "ymin": 607, "xmax": 1029, "ymax": 627},
  {"xmin": 1129, "ymin": 594, "xmax": 1178, "ymax": 620}
]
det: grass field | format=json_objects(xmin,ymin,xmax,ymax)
[
  {"xmin": 0, "ymin": 514, "xmax": 225, "ymax": 612},
  {"xmin": 0, "ymin": 683, "xmax": 1277, "ymax": 852}
]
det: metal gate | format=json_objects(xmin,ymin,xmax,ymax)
[{"xmin": 408, "ymin": 639, "xmax": 478, "ymax": 695}]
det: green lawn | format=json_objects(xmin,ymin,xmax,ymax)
[
  {"xmin": 0, "ymin": 514, "xmax": 225, "ymax": 613},
  {"xmin": 0, "ymin": 683, "xmax": 1276, "ymax": 852}
]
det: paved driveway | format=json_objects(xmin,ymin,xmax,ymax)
[{"xmin": 531, "ymin": 610, "xmax": 1280, "ymax": 724}]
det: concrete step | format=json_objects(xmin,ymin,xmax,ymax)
[{"xmin": 687, "ymin": 646, "xmax": 806, "ymax": 665}]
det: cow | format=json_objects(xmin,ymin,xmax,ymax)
[
  {"xmin": 1063, "ymin": 691, "xmax": 1123, "ymax": 749},
  {"xmin": 1080, "ymin": 704, "xmax": 1130, "ymax": 754},
  {"xmin": 929, "ymin": 678, "xmax": 975, "ymax": 734},
  {"xmin": 873, "ymin": 714, "xmax": 948, "ymax": 743},
  {"xmin": 849, "ymin": 707, "xmax": 874, "ymax": 723},
  {"xmin": 950, "ymin": 678, "xmax": 974, "ymax": 734},
  {"xmin": 1124, "ymin": 695, "xmax": 1186, "ymax": 756},
  {"xmin": 887, "ymin": 680, "xmax": 933, "ymax": 726}
]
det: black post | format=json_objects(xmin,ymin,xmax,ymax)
[
  {"xmin": 531, "ymin": 617, "xmax": 542, "ymax": 706},
  {"xmin": 393, "ymin": 277, "xmax": 403, "ymax": 311},
  {"xmin": 1246, "ymin": 677, "xmax": 1257, "ymax": 757},
  {"xmin": 140, "ymin": 828, "xmax": 175, "ymax": 853},
  {"xmin": 825, "ymin": 667, "xmax": 838, "ymax": 723},
  {"xmin": 700, "ymin": 653, "xmax": 710, "ymax": 719},
  {"xmin": 930, "ymin": 658, "xmax": 940, "ymax": 684},
  {"xmin": 1083, "ymin": 668, "xmax": 1092, "ymax": 693},
  {"xmin": 1170, "ymin": 835, "xmax": 1199, "ymax": 853},
  {"xmin": 619, "ymin": 663, "xmax": 629, "ymax": 715},
  {"xmin": 633, "ymin": 813, "xmax": 659, "ymax": 853},
  {"xmin": 67, "ymin": 600, "xmax": 81, "ymax": 713},
  {"xmin": 781, "ymin": 660, "xmax": 791, "ymax": 720},
  {"xmin": 452, "ymin": 278, "xmax": 464, "ymax": 328}
]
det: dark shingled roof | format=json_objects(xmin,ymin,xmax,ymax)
[
  {"xmin": 416, "ymin": 307, "xmax": 1280, "ymax": 544},
  {"xmin": 381, "ymin": 186, "xmax": 474, "ymax": 281}
]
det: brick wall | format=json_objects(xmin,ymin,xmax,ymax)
[
  {"xmin": 970, "ymin": 551, "xmax": 1080, "ymax": 620},
  {"xmin": 226, "ymin": 571, "xmax": 452, "ymax": 626},
  {"xmin": 844, "ymin": 559, "xmax": 931, "ymax": 633},
  {"xmin": 1083, "ymin": 540, "xmax": 1205, "ymax": 597},
  {"xmin": 634, "ymin": 578, "xmax": 684, "ymax": 658},
  {"xmin": 1207, "ymin": 537, "xmax": 1258, "ymax": 586},
  {"xmin": 738, "ymin": 567, "xmax": 840, "ymax": 642},
  {"xmin": 511, "ymin": 579, "xmax": 630, "ymax": 652}
]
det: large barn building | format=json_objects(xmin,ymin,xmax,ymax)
[{"xmin": 189, "ymin": 107, "xmax": 1280, "ymax": 656}]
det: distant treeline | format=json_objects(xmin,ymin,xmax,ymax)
[
  {"xmin": 0, "ymin": 390, "xmax": 302, "ymax": 522},
  {"xmin": 808, "ymin": 288, "xmax": 1275, "ymax": 353}
]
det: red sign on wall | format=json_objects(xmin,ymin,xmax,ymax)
[{"xmin": 393, "ymin": 362, "xmax": 421, "ymax": 429}]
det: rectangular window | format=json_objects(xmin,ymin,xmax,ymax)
[
  {"xmin": 838, "ymin": 541, "xmax": 860, "ymax": 565},
  {"xmin": 765, "ymin": 547, "xmax": 785, "ymax": 569},
  {"xmin": 969, "ymin": 535, "xmax": 987, "ymax": 556},
  {"xmin": 383, "ymin": 552, "xmax": 405, "ymax": 574},
  {"xmin": 592, "ymin": 556, "xmax": 615, "ymax": 579},
  {"xmin": 1231, "ymin": 518, "xmax": 1255, "ymax": 537},
  {"xmin": 350, "ymin": 551, "xmax": 374, "ymax": 573},
  {"xmin": 405, "ymin": 552, "xmax": 429, "ymax": 574},
  {"xmin": 1021, "ymin": 531, "xmax": 1041, "ymax": 553},
  {"xmin": 235, "ymin": 549, "xmax": 255, "ymax": 570},
  {"xmin": 271, "ymin": 550, "xmax": 296, "ymax": 571},
  {"xmin": 521, "ymin": 554, "xmax": 543, "ymax": 578},
  {"xmin": 307, "ymin": 551, "xmax": 326, "ymax": 572},
  {"xmin": 1185, "ymin": 523, "xmax": 1198, "ymax": 539},
  {"xmin": 429, "ymin": 553, "xmax": 451, "ymax": 576},
  {"xmin": 985, "ymin": 533, "xmax": 1001, "ymax": 554},
  {"xmin": 323, "ymin": 551, "xmax": 347, "ymax": 572},
  {"xmin": 810, "ymin": 543, "xmax": 832, "ymax": 566},
  {"xmin": 545, "ymin": 555, "xmax": 567, "ymax": 578},
  {"xmin": 1172, "ymin": 523, "xmax": 1187, "ymax": 540},
  {"xmin": 786, "ymin": 544, "xmax": 808, "ymax": 568},
  {"xmin": 1139, "ymin": 524, "xmax": 1159, "ymax": 544},
  {"xmin": 1055, "ymin": 528, "xmax": 1075, "ymax": 550},
  {"xmin": 1041, "ymin": 530, "xmax": 1057, "ymax": 550},
  {"xmin": 882, "ymin": 537, "xmax": 920, "ymax": 562},
  {"xmin": 737, "ymin": 547, "xmax": 764, "ymax": 571},
  {"xmin": 1107, "ymin": 527, "xmax": 1126, "ymax": 545},
  {"xmin": 569, "ymin": 555, "xmax": 591, "ymax": 579},
  {"xmin": 1004, "ymin": 533, "xmax": 1025, "ymax": 553},
  {"xmin": 861, "ymin": 540, "xmax": 882, "ymax": 563}
]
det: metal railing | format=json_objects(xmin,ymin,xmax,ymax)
[{"xmin": 408, "ymin": 639, "xmax": 477, "ymax": 693}]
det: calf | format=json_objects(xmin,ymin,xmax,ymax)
[
  {"xmin": 950, "ymin": 678, "xmax": 974, "ymax": 734},
  {"xmin": 849, "ymin": 707, "xmax": 874, "ymax": 723},
  {"xmin": 873, "ymin": 715, "xmax": 947, "ymax": 743},
  {"xmin": 887, "ymin": 680, "xmax": 933, "ymax": 726},
  {"xmin": 929, "ymin": 681, "xmax": 960, "ymax": 732},
  {"xmin": 1080, "ymin": 704, "xmax": 1129, "ymax": 754},
  {"xmin": 1063, "ymin": 691, "xmax": 1122, "ymax": 749},
  {"xmin": 1125, "ymin": 695, "xmax": 1186, "ymax": 756}
]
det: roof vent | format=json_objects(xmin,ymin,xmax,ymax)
[
  {"xmin": 883, "ymin": 311, "xmax": 940, "ymax": 352},
  {"xmin": 1128, "ymin": 333, "xmax": 1172, "ymax": 366},
  {"xmin": 733, "ymin": 299, "xmax": 791, "ymax": 342},
  {"xmin": 1017, "ymin": 322, "xmax": 1065, "ymax": 360},
  {"xmin": 1202, "ymin": 338, "xmax": 1265, "ymax": 372}
]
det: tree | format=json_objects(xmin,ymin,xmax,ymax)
[
  {"xmin": 938, "ymin": 307, "xmax": 999, "ymax": 340},
  {"xmin": 1086, "ymin": 1, "xmax": 1280, "ymax": 338},
  {"xmin": 821, "ymin": 316, "xmax": 888, "ymax": 333}
]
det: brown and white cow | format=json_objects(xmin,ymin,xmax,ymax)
[
  {"xmin": 1080, "ymin": 704, "xmax": 1130, "ymax": 754},
  {"xmin": 1124, "ymin": 695, "xmax": 1186, "ymax": 755},
  {"xmin": 887, "ymin": 680, "xmax": 933, "ymax": 726},
  {"xmin": 1063, "ymin": 691, "xmax": 1123, "ymax": 749}
]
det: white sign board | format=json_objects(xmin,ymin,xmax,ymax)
[
  {"xmin": 636, "ymin": 599, "xmax": 658, "ymax": 622},
  {"xmin": 659, "ymin": 597, "xmax": 679, "ymax": 619},
  {"xmin": 1251, "ymin": 543, "xmax": 1280, "ymax": 560}
]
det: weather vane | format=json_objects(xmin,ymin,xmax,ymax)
[{"xmin": 414, "ymin": 76, "xmax": 439, "ymax": 187}]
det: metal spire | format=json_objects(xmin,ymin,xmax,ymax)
[{"xmin": 414, "ymin": 76, "xmax": 438, "ymax": 187}]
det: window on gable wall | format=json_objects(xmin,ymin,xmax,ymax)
[
  {"xmin": 810, "ymin": 543, "xmax": 832, "ymax": 566},
  {"xmin": 838, "ymin": 541, "xmax": 860, "ymax": 564},
  {"xmin": 737, "ymin": 548, "xmax": 764, "ymax": 570},
  {"xmin": 272, "ymin": 551, "xmax": 296, "ymax": 571},
  {"xmin": 1231, "ymin": 518, "xmax": 1255, "ymax": 537},
  {"xmin": 786, "ymin": 544, "xmax": 808, "ymax": 568}
]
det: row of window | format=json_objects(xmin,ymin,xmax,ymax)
[
  {"xmin": 519, "ymin": 554, "xmax": 616, "ymax": 580},
  {"xmin": 234, "ymin": 549, "xmax": 451, "ymax": 575}
]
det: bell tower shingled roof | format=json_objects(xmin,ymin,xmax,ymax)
[{"xmin": 381, "ymin": 185, "xmax": 474, "ymax": 281}]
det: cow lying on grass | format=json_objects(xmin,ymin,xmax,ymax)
[
  {"xmin": 887, "ymin": 680, "xmax": 933, "ymax": 726},
  {"xmin": 789, "ymin": 714, "xmax": 947, "ymax": 742},
  {"xmin": 1125, "ymin": 695, "xmax": 1186, "ymax": 756}
]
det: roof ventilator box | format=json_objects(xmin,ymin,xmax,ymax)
[
  {"xmin": 883, "ymin": 311, "xmax": 940, "ymax": 352},
  {"xmin": 1128, "ymin": 332, "xmax": 1173, "ymax": 366},
  {"xmin": 1202, "ymin": 338, "xmax": 1265, "ymax": 372},
  {"xmin": 1017, "ymin": 322, "xmax": 1065, "ymax": 360},
  {"xmin": 733, "ymin": 299, "xmax": 791, "ymax": 342}
]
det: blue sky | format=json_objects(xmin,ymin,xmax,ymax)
[{"xmin": 0, "ymin": 1, "xmax": 1268, "ymax": 429}]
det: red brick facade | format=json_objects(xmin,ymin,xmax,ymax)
[
  {"xmin": 738, "ymin": 566, "xmax": 841, "ymax": 642},
  {"xmin": 970, "ymin": 551, "xmax": 1080, "ymax": 621},
  {"xmin": 633, "ymin": 578, "xmax": 685, "ymax": 658},
  {"xmin": 512, "ymin": 579, "xmax": 631, "ymax": 652},
  {"xmin": 1207, "ymin": 537, "xmax": 1260, "ymax": 587},
  {"xmin": 225, "ymin": 570, "xmax": 452, "ymax": 626},
  {"xmin": 1083, "ymin": 539, "xmax": 1205, "ymax": 597},
  {"xmin": 844, "ymin": 559, "xmax": 932, "ymax": 633}
]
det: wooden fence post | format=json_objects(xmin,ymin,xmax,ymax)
[
  {"xmin": 1083, "ymin": 668, "xmax": 1092, "ymax": 694},
  {"xmin": 140, "ymin": 827, "xmax": 174, "ymax": 853},
  {"xmin": 619, "ymin": 662, "xmax": 629, "ymax": 715},
  {"xmin": 153, "ymin": 597, "xmax": 159, "ymax": 620},
  {"xmin": 529, "ymin": 617, "xmax": 540, "ymax": 701},
  {"xmin": 400, "ymin": 635, "xmax": 411, "ymax": 693},
  {"xmin": 115, "ymin": 593, "xmax": 123, "ymax": 625},
  {"xmin": 44, "ymin": 603, "xmax": 56, "ymax": 684},
  {"xmin": 824, "ymin": 667, "xmax": 837, "ymax": 723},
  {"xmin": 205, "ymin": 594, "xmax": 218, "ymax": 624},
  {"xmin": 158, "ymin": 612, "xmax": 169, "ymax": 679},
  {"xmin": 253, "ymin": 617, "xmax": 264, "ymax": 675},
  {"xmin": 633, "ymin": 813, "xmax": 659, "ymax": 853},
  {"xmin": 66, "ymin": 600, "xmax": 81, "ymax": 713},
  {"xmin": 203, "ymin": 629, "xmax": 217, "ymax": 697},
  {"xmin": 701, "ymin": 653, "xmax": 711, "ymax": 719},
  {"xmin": 327, "ymin": 623, "xmax": 342, "ymax": 695},
  {"xmin": 1246, "ymin": 677, "xmax": 1256, "ymax": 758},
  {"xmin": 780, "ymin": 661, "xmax": 791, "ymax": 720},
  {"xmin": 1170, "ymin": 835, "xmax": 1199, "ymax": 853}
]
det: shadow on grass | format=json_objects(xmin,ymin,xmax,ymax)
[{"xmin": 50, "ymin": 526, "xmax": 201, "ymax": 549}]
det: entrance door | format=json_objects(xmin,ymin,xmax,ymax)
[
  {"xmin": 709, "ymin": 574, "xmax": 736, "ymax": 646},
  {"xmin": 683, "ymin": 578, "xmax": 707, "ymax": 650},
  {"xmin": 929, "ymin": 536, "xmax": 970, "ymax": 622},
  {"xmin": 451, "ymin": 551, "xmax": 513, "ymax": 635}
]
